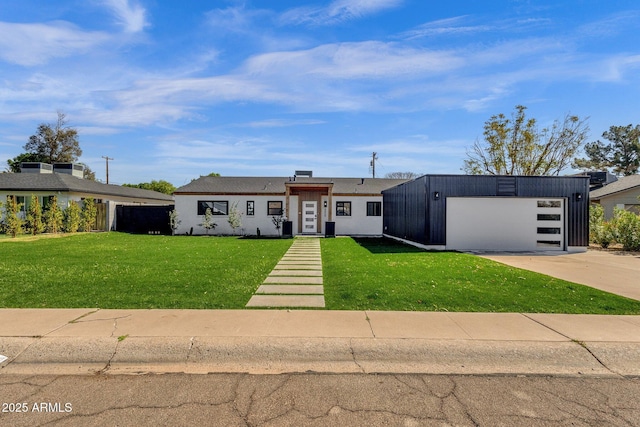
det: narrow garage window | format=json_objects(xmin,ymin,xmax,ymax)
[
  {"xmin": 537, "ymin": 214, "xmax": 561, "ymax": 221},
  {"xmin": 537, "ymin": 227, "xmax": 561, "ymax": 234},
  {"xmin": 537, "ymin": 240, "xmax": 561, "ymax": 248},
  {"xmin": 537, "ymin": 200, "xmax": 561, "ymax": 208}
]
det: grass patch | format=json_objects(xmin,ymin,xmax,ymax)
[
  {"xmin": 322, "ymin": 237, "xmax": 640, "ymax": 314},
  {"xmin": 0, "ymin": 233, "xmax": 291, "ymax": 309}
]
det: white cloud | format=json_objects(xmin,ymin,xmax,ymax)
[
  {"xmin": 0, "ymin": 21, "xmax": 110, "ymax": 66},
  {"xmin": 244, "ymin": 119, "xmax": 326, "ymax": 128},
  {"xmin": 101, "ymin": 0, "xmax": 148, "ymax": 33},
  {"xmin": 281, "ymin": 0, "xmax": 403, "ymax": 26},
  {"xmin": 242, "ymin": 41, "xmax": 463, "ymax": 79},
  {"xmin": 401, "ymin": 16, "xmax": 493, "ymax": 39}
]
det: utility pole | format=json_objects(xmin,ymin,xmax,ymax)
[
  {"xmin": 102, "ymin": 156, "xmax": 113, "ymax": 184},
  {"xmin": 370, "ymin": 152, "xmax": 378, "ymax": 178}
]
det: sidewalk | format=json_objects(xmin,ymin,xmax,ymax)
[{"xmin": 1, "ymin": 309, "xmax": 639, "ymax": 377}]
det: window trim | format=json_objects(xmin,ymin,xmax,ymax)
[
  {"xmin": 336, "ymin": 201, "xmax": 352, "ymax": 217},
  {"xmin": 366, "ymin": 201, "xmax": 382, "ymax": 216},
  {"xmin": 267, "ymin": 200, "xmax": 283, "ymax": 216},
  {"xmin": 197, "ymin": 200, "xmax": 228, "ymax": 216}
]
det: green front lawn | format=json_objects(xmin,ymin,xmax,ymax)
[
  {"xmin": 321, "ymin": 237, "xmax": 640, "ymax": 314},
  {"xmin": 1, "ymin": 233, "xmax": 639, "ymax": 313},
  {"xmin": 0, "ymin": 233, "xmax": 291, "ymax": 309}
]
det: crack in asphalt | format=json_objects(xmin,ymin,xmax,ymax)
[{"xmin": 0, "ymin": 374, "xmax": 638, "ymax": 426}]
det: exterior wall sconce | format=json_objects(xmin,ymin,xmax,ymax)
[
  {"xmin": 433, "ymin": 191, "xmax": 440, "ymax": 200},
  {"xmin": 323, "ymin": 201, "xmax": 328, "ymax": 208},
  {"xmin": 574, "ymin": 192, "xmax": 583, "ymax": 201}
]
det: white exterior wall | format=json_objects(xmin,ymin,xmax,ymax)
[
  {"xmin": 174, "ymin": 194, "xmax": 384, "ymax": 236},
  {"xmin": 174, "ymin": 195, "xmax": 290, "ymax": 236},
  {"xmin": 332, "ymin": 196, "xmax": 384, "ymax": 236}
]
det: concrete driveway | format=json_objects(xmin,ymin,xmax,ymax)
[{"xmin": 480, "ymin": 250, "xmax": 640, "ymax": 301}]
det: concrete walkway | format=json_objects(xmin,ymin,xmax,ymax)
[
  {"xmin": 246, "ymin": 237, "xmax": 325, "ymax": 308},
  {"xmin": 1, "ymin": 309, "xmax": 639, "ymax": 377}
]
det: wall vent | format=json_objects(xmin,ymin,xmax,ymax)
[{"xmin": 496, "ymin": 177, "xmax": 517, "ymax": 196}]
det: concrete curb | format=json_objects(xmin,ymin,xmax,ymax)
[{"xmin": 1, "ymin": 309, "xmax": 640, "ymax": 377}]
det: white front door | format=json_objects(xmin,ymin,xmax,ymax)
[{"xmin": 302, "ymin": 201, "xmax": 317, "ymax": 233}]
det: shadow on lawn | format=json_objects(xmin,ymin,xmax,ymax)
[{"xmin": 353, "ymin": 237, "xmax": 426, "ymax": 254}]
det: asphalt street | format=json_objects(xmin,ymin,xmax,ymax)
[{"xmin": 1, "ymin": 373, "xmax": 639, "ymax": 426}]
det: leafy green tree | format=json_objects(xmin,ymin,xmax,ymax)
[
  {"xmin": 6, "ymin": 112, "xmax": 96, "ymax": 180},
  {"xmin": 227, "ymin": 201, "xmax": 242, "ymax": 235},
  {"xmin": 6, "ymin": 152, "xmax": 47, "ymax": 173},
  {"xmin": 200, "ymin": 208, "xmax": 217, "ymax": 235},
  {"xmin": 122, "ymin": 180, "xmax": 176, "ymax": 195},
  {"xmin": 463, "ymin": 105, "xmax": 589, "ymax": 175},
  {"xmin": 4, "ymin": 196, "xmax": 24, "ymax": 238},
  {"xmin": 573, "ymin": 124, "xmax": 640, "ymax": 176},
  {"xmin": 589, "ymin": 204, "xmax": 615, "ymax": 248},
  {"xmin": 63, "ymin": 201, "xmax": 82, "ymax": 233},
  {"xmin": 24, "ymin": 111, "xmax": 82, "ymax": 164},
  {"xmin": 81, "ymin": 197, "xmax": 97, "ymax": 232},
  {"xmin": 613, "ymin": 208, "xmax": 640, "ymax": 251},
  {"xmin": 44, "ymin": 196, "xmax": 64, "ymax": 233},
  {"xmin": 25, "ymin": 195, "xmax": 44, "ymax": 235}
]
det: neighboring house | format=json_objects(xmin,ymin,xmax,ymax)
[
  {"xmin": 173, "ymin": 174, "xmax": 408, "ymax": 236},
  {"xmin": 590, "ymin": 174, "xmax": 640, "ymax": 219},
  {"xmin": 383, "ymin": 175, "xmax": 590, "ymax": 252},
  {"xmin": 0, "ymin": 162, "xmax": 174, "ymax": 231}
]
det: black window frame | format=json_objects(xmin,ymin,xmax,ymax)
[
  {"xmin": 366, "ymin": 201, "xmax": 382, "ymax": 216},
  {"xmin": 268, "ymin": 201, "xmax": 283, "ymax": 216},
  {"xmin": 197, "ymin": 200, "xmax": 228, "ymax": 216},
  {"xmin": 246, "ymin": 201, "xmax": 255, "ymax": 216},
  {"xmin": 336, "ymin": 201, "xmax": 351, "ymax": 217}
]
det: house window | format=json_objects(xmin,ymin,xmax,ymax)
[
  {"xmin": 336, "ymin": 201, "xmax": 351, "ymax": 216},
  {"xmin": 197, "ymin": 201, "xmax": 228, "ymax": 215},
  {"xmin": 7, "ymin": 196, "xmax": 26, "ymax": 212},
  {"xmin": 247, "ymin": 201, "xmax": 255, "ymax": 216},
  {"xmin": 41, "ymin": 196, "xmax": 55, "ymax": 210},
  {"xmin": 367, "ymin": 201, "xmax": 382, "ymax": 216},
  {"xmin": 268, "ymin": 201, "xmax": 283, "ymax": 216}
]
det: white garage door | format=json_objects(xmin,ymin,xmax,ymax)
[{"xmin": 446, "ymin": 197, "xmax": 565, "ymax": 251}]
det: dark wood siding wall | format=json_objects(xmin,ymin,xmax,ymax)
[{"xmin": 382, "ymin": 175, "xmax": 590, "ymax": 247}]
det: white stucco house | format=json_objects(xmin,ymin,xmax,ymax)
[
  {"xmin": 173, "ymin": 174, "xmax": 408, "ymax": 236},
  {"xmin": 0, "ymin": 162, "xmax": 174, "ymax": 230}
]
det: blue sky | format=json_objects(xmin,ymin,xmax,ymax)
[{"xmin": 1, "ymin": 0, "xmax": 639, "ymax": 186}]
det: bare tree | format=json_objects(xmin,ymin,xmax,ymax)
[
  {"xmin": 463, "ymin": 105, "xmax": 589, "ymax": 176},
  {"xmin": 384, "ymin": 172, "xmax": 421, "ymax": 179}
]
